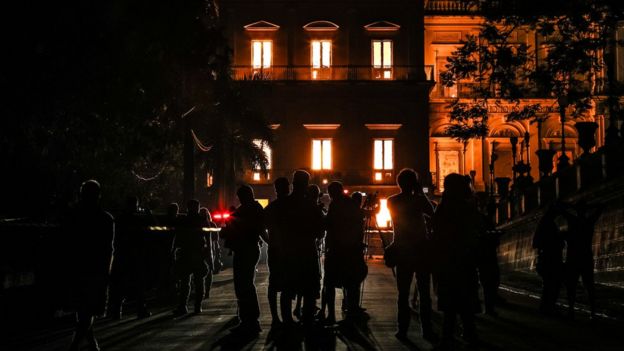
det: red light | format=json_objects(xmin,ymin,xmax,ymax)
[
  {"xmin": 214, "ymin": 213, "xmax": 223, "ymax": 220},
  {"xmin": 222, "ymin": 213, "xmax": 231, "ymax": 219},
  {"xmin": 343, "ymin": 189, "xmax": 349, "ymax": 194}
]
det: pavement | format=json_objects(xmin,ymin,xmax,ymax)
[{"xmin": 4, "ymin": 260, "xmax": 624, "ymax": 351}]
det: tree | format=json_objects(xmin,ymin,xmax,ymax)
[
  {"xmin": 1, "ymin": 0, "xmax": 271, "ymax": 216},
  {"xmin": 442, "ymin": 0, "xmax": 624, "ymax": 167}
]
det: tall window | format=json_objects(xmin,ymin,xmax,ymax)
[
  {"xmin": 312, "ymin": 139, "xmax": 332, "ymax": 170},
  {"xmin": 252, "ymin": 40, "xmax": 272, "ymax": 69},
  {"xmin": 311, "ymin": 40, "xmax": 331, "ymax": 68},
  {"xmin": 252, "ymin": 139, "xmax": 272, "ymax": 181},
  {"xmin": 372, "ymin": 40, "xmax": 393, "ymax": 79},
  {"xmin": 374, "ymin": 139, "xmax": 393, "ymax": 170}
]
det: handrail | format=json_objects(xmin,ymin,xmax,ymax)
[{"xmin": 231, "ymin": 65, "xmax": 435, "ymax": 81}]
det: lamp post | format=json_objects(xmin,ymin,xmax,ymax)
[
  {"xmin": 510, "ymin": 136, "xmax": 518, "ymax": 182},
  {"xmin": 557, "ymin": 95, "xmax": 570, "ymax": 172}
]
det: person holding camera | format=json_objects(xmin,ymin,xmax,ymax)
[
  {"xmin": 387, "ymin": 169, "xmax": 436, "ymax": 341},
  {"xmin": 220, "ymin": 185, "xmax": 266, "ymax": 335},
  {"xmin": 323, "ymin": 181, "xmax": 368, "ymax": 323}
]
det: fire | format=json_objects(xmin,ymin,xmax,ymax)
[{"xmin": 376, "ymin": 198, "xmax": 392, "ymax": 228}]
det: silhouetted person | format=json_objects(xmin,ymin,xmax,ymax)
[
  {"xmin": 387, "ymin": 169, "xmax": 436, "ymax": 341},
  {"xmin": 432, "ymin": 173, "xmax": 481, "ymax": 348},
  {"xmin": 477, "ymin": 198, "xmax": 501, "ymax": 315},
  {"xmin": 108, "ymin": 196, "xmax": 152, "ymax": 319},
  {"xmin": 324, "ymin": 181, "xmax": 367, "ymax": 324},
  {"xmin": 162, "ymin": 203, "xmax": 180, "ymax": 300},
  {"xmin": 65, "ymin": 180, "xmax": 114, "ymax": 351},
  {"xmin": 264, "ymin": 177, "xmax": 290, "ymax": 326},
  {"xmin": 199, "ymin": 207, "xmax": 217, "ymax": 299},
  {"xmin": 282, "ymin": 170, "xmax": 324, "ymax": 327},
  {"xmin": 220, "ymin": 185, "xmax": 265, "ymax": 334},
  {"xmin": 308, "ymin": 184, "xmax": 326, "ymax": 214},
  {"xmin": 562, "ymin": 200, "xmax": 603, "ymax": 318},
  {"xmin": 173, "ymin": 200, "xmax": 209, "ymax": 315},
  {"xmin": 533, "ymin": 202, "xmax": 565, "ymax": 315}
]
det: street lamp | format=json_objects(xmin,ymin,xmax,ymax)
[{"xmin": 557, "ymin": 95, "xmax": 570, "ymax": 172}]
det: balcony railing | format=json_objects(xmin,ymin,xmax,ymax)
[
  {"xmin": 232, "ymin": 65, "xmax": 435, "ymax": 82},
  {"xmin": 425, "ymin": 0, "xmax": 478, "ymax": 14}
]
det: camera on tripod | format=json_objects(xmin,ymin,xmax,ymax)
[{"xmin": 361, "ymin": 192, "xmax": 380, "ymax": 218}]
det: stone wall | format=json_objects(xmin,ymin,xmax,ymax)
[{"xmin": 497, "ymin": 177, "xmax": 624, "ymax": 288}]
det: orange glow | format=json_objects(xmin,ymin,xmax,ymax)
[
  {"xmin": 253, "ymin": 139, "xmax": 272, "ymax": 170},
  {"xmin": 312, "ymin": 139, "xmax": 332, "ymax": 170},
  {"xmin": 374, "ymin": 172, "xmax": 383, "ymax": 181},
  {"xmin": 372, "ymin": 40, "xmax": 392, "ymax": 68},
  {"xmin": 252, "ymin": 40, "xmax": 272, "ymax": 69},
  {"xmin": 374, "ymin": 139, "xmax": 393, "ymax": 170},
  {"xmin": 376, "ymin": 198, "xmax": 392, "ymax": 228},
  {"xmin": 253, "ymin": 172, "xmax": 260, "ymax": 181},
  {"xmin": 312, "ymin": 40, "xmax": 331, "ymax": 68}
]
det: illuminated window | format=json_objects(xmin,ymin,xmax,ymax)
[
  {"xmin": 252, "ymin": 139, "xmax": 272, "ymax": 181},
  {"xmin": 311, "ymin": 40, "xmax": 331, "ymax": 68},
  {"xmin": 374, "ymin": 139, "xmax": 393, "ymax": 170},
  {"xmin": 372, "ymin": 40, "xmax": 393, "ymax": 79},
  {"xmin": 312, "ymin": 139, "xmax": 332, "ymax": 170},
  {"xmin": 252, "ymin": 40, "xmax": 272, "ymax": 69}
]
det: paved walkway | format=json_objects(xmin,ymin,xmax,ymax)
[{"xmin": 9, "ymin": 260, "xmax": 624, "ymax": 351}]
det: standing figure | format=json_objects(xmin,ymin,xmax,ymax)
[
  {"xmin": 161, "ymin": 203, "xmax": 180, "ymax": 301},
  {"xmin": 387, "ymin": 169, "xmax": 436, "ymax": 341},
  {"xmin": 173, "ymin": 200, "xmax": 209, "ymax": 315},
  {"xmin": 533, "ymin": 203, "xmax": 565, "ymax": 315},
  {"xmin": 324, "ymin": 181, "xmax": 367, "ymax": 324},
  {"xmin": 562, "ymin": 200, "xmax": 603, "ymax": 318},
  {"xmin": 220, "ymin": 185, "xmax": 266, "ymax": 334},
  {"xmin": 476, "ymin": 198, "xmax": 502, "ymax": 316},
  {"xmin": 282, "ymin": 170, "xmax": 324, "ymax": 327},
  {"xmin": 108, "ymin": 196, "xmax": 152, "ymax": 319},
  {"xmin": 264, "ymin": 177, "xmax": 291, "ymax": 326},
  {"xmin": 432, "ymin": 173, "xmax": 481, "ymax": 347},
  {"xmin": 199, "ymin": 207, "xmax": 217, "ymax": 299},
  {"xmin": 66, "ymin": 180, "xmax": 114, "ymax": 351}
]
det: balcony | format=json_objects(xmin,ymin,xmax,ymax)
[
  {"xmin": 231, "ymin": 65, "xmax": 435, "ymax": 82},
  {"xmin": 425, "ymin": 0, "xmax": 478, "ymax": 15}
]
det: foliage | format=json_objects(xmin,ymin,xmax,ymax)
[
  {"xmin": 1, "ymin": 0, "xmax": 271, "ymax": 217},
  {"xmin": 441, "ymin": 0, "xmax": 624, "ymax": 140}
]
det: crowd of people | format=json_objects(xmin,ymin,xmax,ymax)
[
  {"xmin": 533, "ymin": 199, "xmax": 604, "ymax": 319},
  {"xmin": 60, "ymin": 167, "xmax": 601, "ymax": 351}
]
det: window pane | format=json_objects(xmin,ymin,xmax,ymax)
[
  {"xmin": 252, "ymin": 41, "xmax": 262, "ymax": 68},
  {"xmin": 321, "ymin": 41, "xmax": 331, "ymax": 67},
  {"xmin": 374, "ymin": 140, "xmax": 383, "ymax": 169},
  {"xmin": 383, "ymin": 41, "xmax": 392, "ymax": 68},
  {"xmin": 312, "ymin": 139, "xmax": 322, "ymax": 170},
  {"xmin": 265, "ymin": 143, "xmax": 272, "ymax": 169},
  {"xmin": 263, "ymin": 41, "xmax": 272, "ymax": 68},
  {"xmin": 312, "ymin": 41, "xmax": 321, "ymax": 68},
  {"xmin": 253, "ymin": 139, "xmax": 271, "ymax": 170},
  {"xmin": 384, "ymin": 140, "xmax": 393, "ymax": 169},
  {"xmin": 373, "ymin": 41, "xmax": 382, "ymax": 68},
  {"xmin": 322, "ymin": 139, "xmax": 332, "ymax": 169}
]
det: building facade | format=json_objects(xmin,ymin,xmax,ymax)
[
  {"xmin": 216, "ymin": 0, "xmax": 622, "ymax": 208},
  {"xmin": 424, "ymin": 0, "xmax": 622, "ymax": 194},
  {"xmin": 220, "ymin": 0, "xmax": 434, "ymax": 208}
]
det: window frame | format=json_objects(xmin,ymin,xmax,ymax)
[
  {"xmin": 373, "ymin": 138, "xmax": 394, "ymax": 171},
  {"xmin": 371, "ymin": 39, "xmax": 393, "ymax": 79},
  {"xmin": 311, "ymin": 40, "xmax": 332, "ymax": 68},
  {"xmin": 251, "ymin": 40, "xmax": 273, "ymax": 69},
  {"xmin": 312, "ymin": 138, "xmax": 332, "ymax": 170}
]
